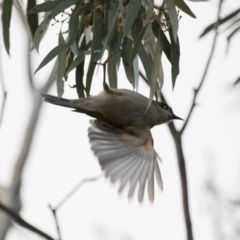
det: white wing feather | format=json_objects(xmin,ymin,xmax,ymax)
[{"xmin": 88, "ymin": 120, "xmax": 163, "ymax": 202}]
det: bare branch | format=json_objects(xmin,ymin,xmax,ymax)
[
  {"xmin": 180, "ymin": 0, "xmax": 224, "ymax": 135},
  {"xmin": 0, "ymin": 41, "xmax": 56, "ymax": 239},
  {"xmin": 55, "ymin": 176, "xmax": 102, "ymax": 210},
  {"xmin": 49, "ymin": 205, "xmax": 62, "ymax": 240},
  {"xmin": 0, "ymin": 201, "xmax": 55, "ymax": 240}
]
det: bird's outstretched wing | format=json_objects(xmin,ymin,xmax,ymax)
[{"xmin": 88, "ymin": 120, "xmax": 163, "ymax": 202}]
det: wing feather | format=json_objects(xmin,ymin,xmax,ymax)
[{"xmin": 88, "ymin": 119, "xmax": 163, "ymax": 202}]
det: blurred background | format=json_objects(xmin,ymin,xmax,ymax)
[{"xmin": 0, "ymin": 1, "xmax": 240, "ymax": 240}]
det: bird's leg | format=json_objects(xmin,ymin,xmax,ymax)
[{"xmin": 95, "ymin": 53, "xmax": 113, "ymax": 93}]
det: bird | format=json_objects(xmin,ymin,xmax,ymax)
[{"xmin": 42, "ymin": 83, "xmax": 182, "ymax": 202}]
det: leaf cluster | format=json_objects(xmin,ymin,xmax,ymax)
[{"xmin": 1, "ymin": 0, "xmax": 200, "ymax": 99}]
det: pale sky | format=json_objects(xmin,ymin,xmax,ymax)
[{"xmin": 0, "ymin": 1, "xmax": 240, "ymax": 240}]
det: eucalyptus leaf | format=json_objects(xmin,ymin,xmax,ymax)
[
  {"xmin": 57, "ymin": 32, "xmax": 66, "ymax": 98},
  {"xmin": 27, "ymin": 1, "xmax": 59, "ymax": 15},
  {"xmin": 169, "ymin": 27, "xmax": 180, "ymax": 89},
  {"xmin": 109, "ymin": 24, "xmax": 123, "ymax": 69},
  {"xmin": 76, "ymin": 60, "xmax": 85, "ymax": 98},
  {"xmin": 174, "ymin": 0, "xmax": 196, "ymax": 18},
  {"xmin": 1, "ymin": 0, "xmax": 13, "ymax": 55},
  {"xmin": 152, "ymin": 20, "xmax": 171, "ymax": 62},
  {"xmin": 145, "ymin": 0, "xmax": 154, "ymax": 23},
  {"xmin": 27, "ymin": 0, "xmax": 38, "ymax": 38},
  {"xmin": 75, "ymin": 1, "xmax": 94, "ymax": 16},
  {"xmin": 129, "ymin": 22, "xmax": 151, "ymax": 64},
  {"xmin": 99, "ymin": 0, "xmax": 120, "ymax": 62},
  {"xmin": 148, "ymin": 33, "xmax": 162, "ymax": 109},
  {"xmin": 226, "ymin": 26, "xmax": 240, "ymax": 52},
  {"xmin": 122, "ymin": 37, "xmax": 135, "ymax": 86},
  {"xmin": 35, "ymin": 5, "xmax": 79, "ymax": 73},
  {"xmin": 86, "ymin": 6, "xmax": 106, "ymax": 93},
  {"xmin": 33, "ymin": 0, "xmax": 79, "ymax": 51},
  {"xmin": 133, "ymin": 56, "xmax": 139, "ymax": 91},
  {"xmin": 64, "ymin": 51, "xmax": 74, "ymax": 80},
  {"xmin": 138, "ymin": 43, "xmax": 152, "ymax": 81},
  {"xmin": 66, "ymin": 54, "xmax": 85, "ymax": 75},
  {"xmin": 166, "ymin": 0, "xmax": 179, "ymax": 42},
  {"xmin": 199, "ymin": 8, "xmax": 240, "ymax": 38},
  {"xmin": 123, "ymin": 0, "xmax": 141, "ymax": 36},
  {"xmin": 234, "ymin": 77, "xmax": 240, "ymax": 86},
  {"xmin": 108, "ymin": 55, "xmax": 118, "ymax": 88}
]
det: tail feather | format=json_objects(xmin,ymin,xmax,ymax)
[{"xmin": 42, "ymin": 93, "xmax": 78, "ymax": 109}]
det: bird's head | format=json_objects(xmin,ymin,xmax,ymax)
[{"xmin": 157, "ymin": 102, "xmax": 183, "ymax": 124}]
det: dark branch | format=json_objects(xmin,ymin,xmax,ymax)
[
  {"xmin": 0, "ymin": 201, "xmax": 55, "ymax": 240},
  {"xmin": 180, "ymin": 0, "xmax": 224, "ymax": 135},
  {"xmin": 49, "ymin": 205, "xmax": 62, "ymax": 240}
]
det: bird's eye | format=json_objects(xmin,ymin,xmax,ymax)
[{"xmin": 163, "ymin": 105, "xmax": 168, "ymax": 110}]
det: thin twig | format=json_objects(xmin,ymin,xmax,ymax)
[
  {"xmin": 0, "ymin": 201, "xmax": 55, "ymax": 240},
  {"xmin": 55, "ymin": 176, "xmax": 102, "ymax": 210},
  {"xmin": 180, "ymin": 0, "xmax": 224, "ymax": 135},
  {"xmin": 48, "ymin": 176, "xmax": 101, "ymax": 240},
  {"xmin": 0, "ymin": 41, "xmax": 7, "ymax": 127},
  {"xmin": 49, "ymin": 205, "xmax": 62, "ymax": 240}
]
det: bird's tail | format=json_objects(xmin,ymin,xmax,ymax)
[{"xmin": 42, "ymin": 93, "xmax": 79, "ymax": 109}]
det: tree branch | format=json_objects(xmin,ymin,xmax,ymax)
[
  {"xmin": 0, "ymin": 201, "xmax": 55, "ymax": 240},
  {"xmin": 55, "ymin": 176, "xmax": 102, "ymax": 210},
  {"xmin": 0, "ymin": 42, "xmax": 56, "ymax": 239},
  {"xmin": 0, "ymin": 40, "xmax": 7, "ymax": 127},
  {"xmin": 180, "ymin": 0, "xmax": 224, "ymax": 135}
]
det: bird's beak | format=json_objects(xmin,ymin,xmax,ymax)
[{"xmin": 171, "ymin": 114, "xmax": 184, "ymax": 121}]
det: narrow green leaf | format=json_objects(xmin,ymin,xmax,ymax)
[
  {"xmin": 123, "ymin": 0, "xmax": 141, "ymax": 36},
  {"xmin": 64, "ymin": 50, "xmax": 74, "ymax": 80},
  {"xmin": 152, "ymin": 20, "xmax": 171, "ymax": 62},
  {"xmin": 89, "ymin": 6, "xmax": 105, "ymax": 62},
  {"xmin": 109, "ymin": 26, "xmax": 123, "ymax": 69},
  {"xmin": 223, "ymin": 18, "xmax": 240, "ymax": 32},
  {"xmin": 76, "ymin": 59, "xmax": 85, "ymax": 98},
  {"xmin": 122, "ymin": 37, "xmax": 135, "ymax": 86},
  {"xmin": 131, "ymin": 15, "xmax": 143, "ymax": 40},
  {"xmin": 57, "ymin": 32, "xmax": 66, "ymax": 98},
  {"xmin": 99, "ymin": 0, "xmax": 120, "ymax": 62},
  {"xmin": 86, "ymin": 60, "xmax": 96, "ymax": 94},
  {"xmin": 234, "ymin": 77, "xmax": 240, "ymax": 86},
  {"xmin": 145, "ymin": 0, "xmax": 154, "ymax": 23},
  {"xmin": 1, "ymin": 0, "xmax": 13, "ymax": 55},
  {"xmin": 66, "ymin": 54, "xmax": 85, "ymax": 75},
  {"xmin": 129, "ymin": 22, "xmax": 151, "ymax": 63},
  {"xmin": 166, "ymin": 0, "xmax": 178, "ymax": 42},
  {"xmin": 107, "ymin": 55, "xmax": 117, "ymax": 88},
  {"xmin": 169, "ymin": 27, "xmax": 180, "ymax": 89},
  {"xmin": 174, "ymin": 0, "xmax": 196, "ymax": 18},
  {"xmin": 35, "ymin": 5, "xmax": 79, "ymax": 73},
  {"xmin": 133, "ymin": 56, "xmax": 139, "ymax": 91},
  {"xmin": 138, "ymin": 43, "xmax": 152, "ymax": 81},
  {"xmin": 86, "ymin": 6, "xmax": 106, "ymax": 93},
  {"xmin": 33, "ymin": 0, "xmax": 79, "ymax": 51},
  {"xmin": 27, "ymin": 0, "xmax": 38, "ymax": 38},
  {"xmin": 226, "ymin": 26, "xmax": 240, "ymax": 51},
  {"xmin": 199, "ymin": 8, "xmax": 240, "ymax": 38},
  {"xmin": 27, "ymin": 1, "xmax": 59, "ymax": 15},
  {"xmin": 148, "ymin": 33, "xmax": 162, "ymax": 109},
  {"xmin": 75, "ymin": 1, "xmax": 94, "ymax": 16}
]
